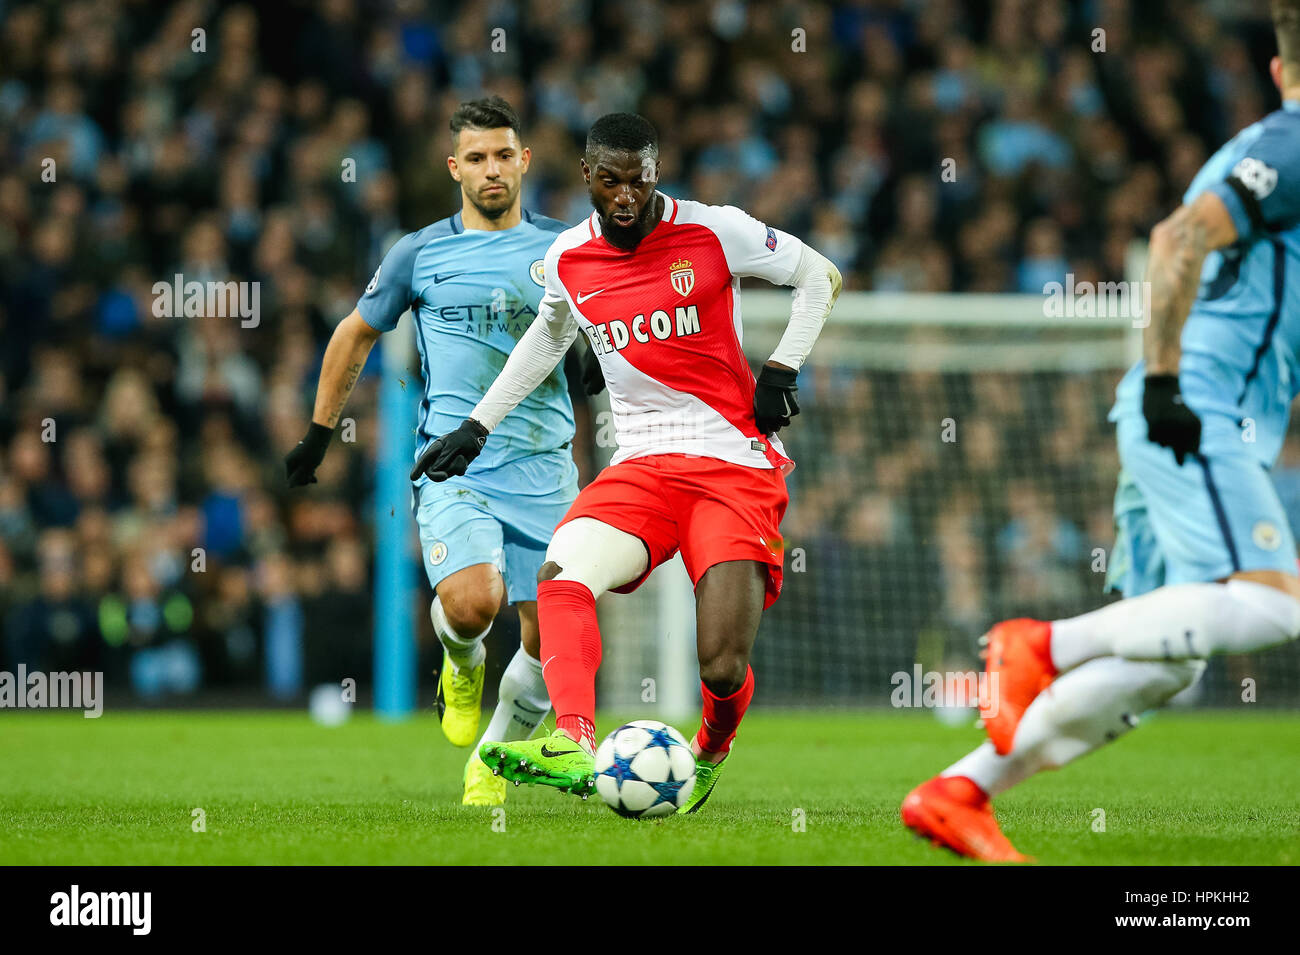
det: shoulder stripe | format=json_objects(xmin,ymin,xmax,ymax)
[{"xmin": 1224, "ymin": 175, "xmax": 1266, "ymax": 232}]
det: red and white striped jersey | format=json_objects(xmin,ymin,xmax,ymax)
[{"xmin": 543, "ymin": 193, "xmax": 803, "ymax": 471}]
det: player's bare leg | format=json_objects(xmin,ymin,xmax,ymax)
[
  {"xmin": 1231, "ymin": 567, "xmax": 1300, "ymax": 601},
  {"xmin": 678, "ymin": 559, "xmax": 765, "ymax": 813},
  {"xmin": 432, "ymin": 563, "xmax": 502, "ymax": 748}
]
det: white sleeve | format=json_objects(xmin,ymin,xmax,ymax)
[
  {"xmin": 768, "ymin": 243, "xmax": 843, "ymax": 371},
  {"xmin": 470, "ymin": 273, "xmax": 577, "ymax": 431},
  {"xmin": 709, "ymin": 205, "xmax": 803, "ymax": 284}
]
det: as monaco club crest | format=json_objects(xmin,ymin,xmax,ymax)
[{"xmin": 670, "ymin": 258, "xmax": 694, "ymax": 296}]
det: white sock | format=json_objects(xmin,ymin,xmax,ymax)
[
  {"xmin": 478, "ymin": 646, "xmax": 551, "ymax": 747},
  {"xmin": 942, "ymin": 655, "xmax": 1204, "ymax": 796},
  {"xmin": 1049, "ymin": 580, "xmax": 1300, "ymax": 671},
  {"xmin": 431, "ymin": 596, "xmax": 489, "ymax": 670}
]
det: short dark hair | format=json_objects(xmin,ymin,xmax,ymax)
[
  {"xmin": 450, "ymin": 95, "xmax": 521, "ymax": 144},
  {"xmin": 585, "ymin": 112, "xmax": 658, "ymax": 159}
]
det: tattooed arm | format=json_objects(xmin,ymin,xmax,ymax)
[
  {"xmin": 312, "ymin": 309, "xmax": 382, "ymax": 428},
  {"xmin": 1136, "ymin": 191, "xmax": 1241, "ymax": 466},
  {"xmin": 286, "ymin": 309, "xmax": 382, "ymax": 486},
  {"xmin": 1142, "ymin": 191, "xmax": 1239, "ymax": 374}
]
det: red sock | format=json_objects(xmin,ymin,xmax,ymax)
[
  {"xmin": 538, "ymin": 579, "xmax": 601, "ymax": 751},
  {"xmin": 696, "ymin": 666, "xmax": 754, "ymax": 755}
]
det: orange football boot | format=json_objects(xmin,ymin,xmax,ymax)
[
  {"xmin": 901, "ymin": 775, "xmax": 1030, "ymax": 863},
  {"xmin": 979, "ymin": 618, "xmax": 1056, "ymax": 755}
]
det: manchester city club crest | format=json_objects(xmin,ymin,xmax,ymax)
[
  {"xmin": 670, "ymin": 257, "xmax": 694, "ymax": 296},
  {"xmin": 529, "ymin": 259, "xmax": 545, "ymax": 286},
  {"xmin": 428, "ymin": 541, "xmax": 448, "ymax": 565},
  {"xmin": 1252, "ymin": 521, "xmax": 1282, "ymax": 552}
]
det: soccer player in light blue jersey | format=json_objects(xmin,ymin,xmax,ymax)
[
  {"xmin": 286, "ymin": 96, "xmax": 600, "ymax": 805},
  {"xmin": 904, "ymin": 2, "xmax": 1300, "ymax": 861}
]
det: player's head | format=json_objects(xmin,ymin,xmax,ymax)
[
  {"xmin": 1271, "ymin": 0, "xmax": 1300, "ymax": 91},
  {"xmin": 581, "ymin": 112, "xmax": 660, "ymax": 240},
  {"xmin": 448, "ymin": 95, "xmax": 530, "ymax": 221}
]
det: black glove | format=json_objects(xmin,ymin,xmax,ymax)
[
  {"xmin": 580, "ymin": 346, "xmax": 606, "ymax": 395},
  {"xmin": 286, "ymin": 422, "xmax": 334, "ymax": 486},
  {"xmin": 410, "ymin": 418, "xmax": 489, "ymax": 482},
  {"xmin": 1143, "ymin": 374, "xmax": 1201, "ymax": 465},
  {"xmin": 753, "ymin": 364, "xmax": 800, "ymax": 435}
]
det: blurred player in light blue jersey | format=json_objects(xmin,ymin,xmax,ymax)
[
  {"xmin": 285, "ymin": 96, "xmax": 602, "ymax": 805},
  {"xmin": 904, "ymin": 1, "xmax": 1300, "ymax": 862}
]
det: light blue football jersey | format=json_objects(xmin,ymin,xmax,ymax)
[
  {"xmin": 1111, "ymin": 100, "xmax": 1300, "ymax": 465},
  {"xmin": 356, "ymin": 209, "xmax": 573, "ymax": 477}
]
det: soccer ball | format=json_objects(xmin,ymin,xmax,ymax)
[{"xmin": 594, "ymin": 720, "xmax": 697, "ymax": 819}]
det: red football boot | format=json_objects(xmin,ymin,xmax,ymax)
[
  {"xmin": 980, "ymin": 618, "xmax": 1056, "ymax": 756},
  {"xmin": 901, "ymin": 775, "xmax": 1030, "ymax": 863}
]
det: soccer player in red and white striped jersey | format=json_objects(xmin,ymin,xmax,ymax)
[{"xmin": 415, "ymin": 112, "xmax": 841, "ymax": 810}]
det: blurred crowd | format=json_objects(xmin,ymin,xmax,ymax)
[
  {"xmin": 1, "ymin": 0, "xmax": 1295, "ymax": 703},
  {"xmin": 772, "ymin": 366, "xmax": 1126, "ymax": 699}
]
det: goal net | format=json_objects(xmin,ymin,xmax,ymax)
[{"xmin": 594, "ymin": 289, "xmax": 1300, "ymax": 714}]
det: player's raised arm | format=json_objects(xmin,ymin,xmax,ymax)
[
  {"xmin": 286, "ymin": 234, "xmax": 416, "ymax": 486},
  {"xmin": 411, "ymin": 272, "xmax": 578, "ymax": 482}
]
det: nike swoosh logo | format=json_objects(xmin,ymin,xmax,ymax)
[
  {"xmin": 576, "ymin": 289, "xmax": 605, "ymax": 304},
  {"xmin": 539, "ymin": 744, "xmax": 583, "ymax": 758},
  {"xmin": 433, "ymin": 272, "xmax": 466, "ymax": 284}
]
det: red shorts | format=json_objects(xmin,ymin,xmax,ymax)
[{"xmin": 559, "ymin": 454, "xmax": 789, "ymax": 608}]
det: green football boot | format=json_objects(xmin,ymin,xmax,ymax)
[
  {"xmin": 436, "ymin": 651, "xmax": 485, "ymax": 747},
  {"xmin": 479, "ymin": 728, "xmax": 596, "ymax": 797},
  {"xmin": 678, "ymin": 751, "xmax": 730, "ymax": 814}
]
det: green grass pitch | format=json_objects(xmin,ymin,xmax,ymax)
[{"xmin": 1, "ymin": 709, "xmax": 1296, "ymax": 865}]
